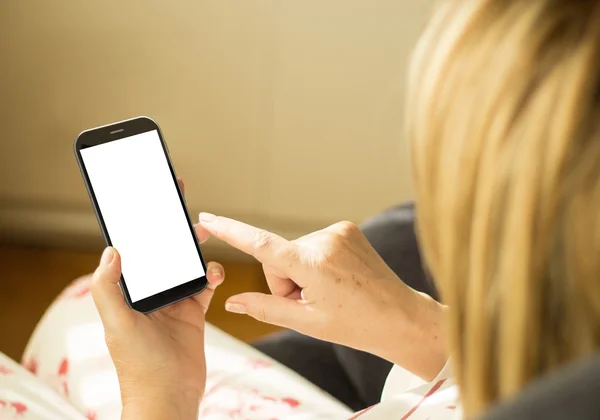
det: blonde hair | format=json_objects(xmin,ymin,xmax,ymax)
[{"xmin": 408, "ymin": 0, "xmax": 600, "ymax": 416}]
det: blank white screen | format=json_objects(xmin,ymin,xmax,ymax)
[{"xmin": 81, "ymin": 130, "xmax": 205, "ymax": 303}]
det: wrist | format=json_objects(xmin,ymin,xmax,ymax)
[
  {"xmin": 370, "ymin": 287, "xmax": 448, "ymax": 381},
  {"xmin": 121, "ymin": 388, "xmax": 200, "ymax": 420}
]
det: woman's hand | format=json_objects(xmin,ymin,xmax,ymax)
[
  {"xmin": 197, "ymin": 213, "xmax": 447, "ymax": 380},
  {"xmin": 91, "ymin": 179, "xmax": 224, "ymax": 420},
  {"xmin": 92, "ymin": 249, "xmax": 224, "ymax": 419}
]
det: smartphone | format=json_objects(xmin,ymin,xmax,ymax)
[{"xmin": 74, "ymin": 116, "xmax": 208, "ymax": 313}]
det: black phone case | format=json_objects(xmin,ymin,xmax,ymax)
[{"xmin": 73, "ymin": 116, "xmax": 208, "ymax": 313}]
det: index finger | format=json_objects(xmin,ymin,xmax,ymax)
[{"xmin": 198, "ymin": 213, "xmax": 297, "ymax": 269}]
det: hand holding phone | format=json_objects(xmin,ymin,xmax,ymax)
[
  {"xmin": 91, "ymin": 246, "xmax": 225, "ymax": 419},
  {"xmin": 75, "ymin": 116, "xmax": 208, "ymax": 313}
]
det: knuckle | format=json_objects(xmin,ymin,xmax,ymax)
[
  {"xmin": 336, "ymin": 221, "xmax": 360, "ymax": 236},
  {"xmin": 256, "ymin": 306, "xmax": 268, "ymax": 324},
  {"xmin": 215, "ymin": 216, "xmax": 228, "ymax": 230},
  {"xmin": 301, "ymin": 249, "xmax": 329, "ymax": 268},
  {"xmin": 252, "ymin": 229, "xmax": 273, "ymax": 251},
  {"xmin": 90, "ymin": 269, "xmax": 103, "ymax": 290},
  {"xmin": 274, "ymin": 243, "xmax": 297, "ymax": 263}
]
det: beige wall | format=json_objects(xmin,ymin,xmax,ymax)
[{"xmin": 0, "ymin": 1, "xmax": 433, "ymax": 258}]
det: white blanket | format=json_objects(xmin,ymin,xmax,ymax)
[{"xmin": 0, "ymin": 276, "xmax": 460, "ymax": 419}]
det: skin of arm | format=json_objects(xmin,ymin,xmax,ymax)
[{"xmin": 368, "ymin": 288, "xmax": 448, "ymax": 381}]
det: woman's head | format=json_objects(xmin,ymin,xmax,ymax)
[{"xmin": 408, "ymin": 0, "xmax": 600, "ymax": 416}]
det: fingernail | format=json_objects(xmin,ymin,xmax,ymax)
[
  {"xmin": 199, "ymin": 212, "xmax": 217, "ymax": 223},
  {"xmin": 211, "ymin": 267, "xmax": 223, "ymax": 279},
  {"xmin": 225, "ymin": 302, "xmax": 247, "ymax": 314},
  {"xmin": 101, "ymin": 248, "xmax": 114, "ymax": 265}
]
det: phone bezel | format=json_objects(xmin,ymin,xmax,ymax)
[{"xmin": 73, "ymin": 116, "xmax": 208, "ymax": 313}]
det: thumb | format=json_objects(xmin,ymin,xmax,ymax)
[
  {"xmin": 91, "ymin": 247, "xmax": 132, "ymax": 326},
  {"xmin": 225, "ymin": 293, "xmax": 307, "ymax": 329}
]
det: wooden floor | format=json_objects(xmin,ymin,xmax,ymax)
[{"xmin": 0, "ymin": 245, "xmax": 280, "ymax": 361}]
